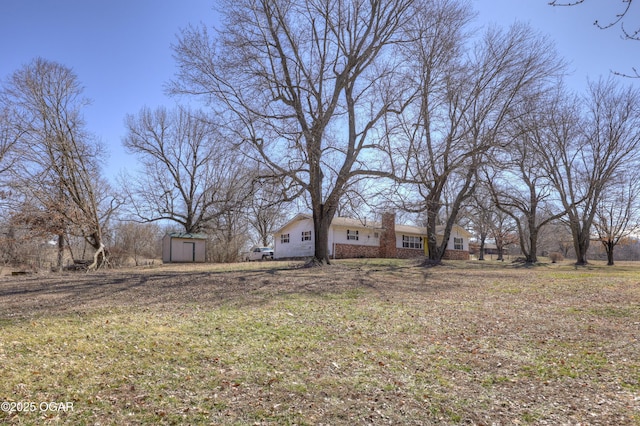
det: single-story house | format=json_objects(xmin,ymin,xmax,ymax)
[
  {"xmin": 162, "ymin": 233, "xmax": 207, "ymax": 263},
  {"xmin": 273, "ymin": 212, "xmax": 471, "ymax": 260}
]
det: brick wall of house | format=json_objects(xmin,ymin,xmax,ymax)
[
  {"xmin": 334, "ymin": 243, "xmax": 380, "ymax": 259},
  {"xmin": 396, "ymin": 247, "xmax": 425, "ymax": 259},
  {"xmin": 443, "ymin": 249, "xmax": 470, "ymax": 260},
  {"xmin": 379, "ymin": 212, "xmax": 397, "ymax": 258}
]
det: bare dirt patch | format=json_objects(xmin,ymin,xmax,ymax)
[{"xmin": 0, "ymin": 259, "xmax": 639, "ymax": 424}]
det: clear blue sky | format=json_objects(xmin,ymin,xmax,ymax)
[{"xmin": 1, "ymin": 0, "xmax": 638, "ymax": 183}]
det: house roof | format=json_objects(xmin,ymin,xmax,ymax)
[
  {"xmin": 395, "ymin": 224, "xmax": 427, "ymax": 235},
  {"xmin": 273, "ymin": 213, "xmax": 311, "ymax": 234},
  {"xmin": 331, "ymin": 216, "xmax": 381, "ymax": 229}
]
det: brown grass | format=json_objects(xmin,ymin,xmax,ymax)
[{"xmin": 0, "ymin": 258, "xmax": 639, "ymax": 424}]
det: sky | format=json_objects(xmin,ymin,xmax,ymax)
[{"xmin": 1, "ymin": 0, "xmax": 639, "ymax": 184}]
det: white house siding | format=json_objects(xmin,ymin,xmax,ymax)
[
  {"xmin": 331, "ymin": 225, "xmax": 380, "ymax": 247},
  {"xmin": 273, "ymin": 214, "xmax": 471, "ymax": 261},
  {"xmin": 444, "ymin": 225, "xmax": 470, "ymax": 252},
  {"xmin": 274, "ymin": 217, "xmax": 315, "ymax": 259}
]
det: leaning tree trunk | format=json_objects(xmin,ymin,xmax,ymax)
[
  {"xmin": 86, "ymin": 230, "xmax": 107, "ymax": 271},
  {"xmin": 87, "ymin": 243, "xmax": 105, "ymax": 271}
]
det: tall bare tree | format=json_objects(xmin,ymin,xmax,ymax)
[
  {"xmin": 122, "ymin": 106, "xmax": 251, "ymax": 234},
  {"xmin": 1, "ymin": 58, "xmax": 115, "ymax": 270},
  {"xmin": 592, "ymin": 172, "xmax": 640, "ymax": 265},
  {"xmin": 538, "ymin": 78, "xmax": 640, "ymax": 265},
  {"xmin": 393, "ymin": 18, "xmax": 565, "ymax": 262},
  {"xmin": 485, "ymin": 94, "xmax": 568, "ymax": 264},
  {"xmin": 170, "ymin": 0, "xmax": 415, "ymax": 264}
]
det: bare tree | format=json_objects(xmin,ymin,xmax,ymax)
[
  {"xmin": 109, "ymin": 221, "xmax": 162, "ymax": 266},
  {"xmin": 394, "ymin": 18, "xmax": 565, "ymax": 262},
  {"xmin": 1, "ymin": 58, "xmax": 115, "ymax": 270},
  {"xmin": 247, "ymin": 176, "xmax": 287, "ymax": 247},
  {"xmin": 206, "ymin": 209, "xmax": 249, "ymax": 263},
  {"xmin": 538, "ymin": 78, "xmax": 640, "ymax": 265},
  {"xmin": 592, "ymin": 172, "xmax": 640, "ymax": 265},
  {"xmin": 467, "ymin": 185, "xmax": 493, "ymax": 261},
  {"xmin": 536, "ymin": 220, "xmax": 574, "ymax": 258},
  {"xmin": 122, "ymin": 106, "xmax": 251, "ymax": 234},
  {"xmin": 169, "ymin": 0, "xmax": 415, "ymax": 265},
  {"xmin": 485, "ymin": 94, "xmax": 568, "ymax": 264},
  {"xmin": 489, "ymin": 208, "xmax": 518, "ymax": 261}
]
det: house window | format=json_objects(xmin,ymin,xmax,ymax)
[
  {"xmin": 402, "ymin": 235, "xmax": 423, "ymax": 249},
  {"xmin": 374, "ymin": 232, "xmax": 379, "ymax": 239},
  {"xmin": 302, "ymin": 231, "xmax": 311, "ymax": 241},
  {"xmin": 454, "ymin": 237, "xmax": 464, "ymax": 250},
  {"xmin": 347, "ymin": 230, "xmax": 359, "ymax": 241},
  {"xmin": 281, "ymin": 233, "xmax": 290, "ymax": 244}
]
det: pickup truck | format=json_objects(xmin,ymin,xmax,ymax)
[{"xmin": 245, "ymin": 247, "xmax": 274, "ymax": 261}]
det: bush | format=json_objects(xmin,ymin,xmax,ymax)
[{"xmin": 549, "ymin": 252, "xmax": 564, "ymax": 263}]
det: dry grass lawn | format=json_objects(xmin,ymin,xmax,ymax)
[{"xmin": 0, "ymin": 258, "xmax": 639, "ymax": 425}]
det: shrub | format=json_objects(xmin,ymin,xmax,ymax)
[{"xmin": 549, "ymin": 252, "xmax": 564, "ymax": 263}]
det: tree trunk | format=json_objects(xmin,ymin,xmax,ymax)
[
  {"xmin": 87, "ymin": 243, "xmax": 105, "ymax": 271},
  {"xmin": 573, "ymin": 231, "xmax": 590, "ymax": 266},
  {"xmin": 603, "ymin": 240, "xmax": 615, "ymax": 266},
  {"xmin": 86, "ymin": 231, "xmax": 107, "ymax": 270},
  {"xmin": 425, "ymin": 203, "xmax": 444, "ymax": 262},
  {"xmin": 478, "ymin": 238, "xmax": 486, "ymax": 261},
  {"xmin": 527, "ymin": 229, "xmax": 538, "ymax": 264},
  {"xmin": 56, "ymin": 233, "xmax": 64, "ymax": 272},
  {"xmin": 426, "ymin": 230, "xmax": 443, "ymax": 262},
  {"xmin": 312, "ymin": 208, "xmax": 333, "ymax": 265},
  {"xmin": 525, "ymin": 213, "xmax": 540, "ymax": 264},
  {"xmin": 526, "ymin": 248, "xmax": 537, "ymax": 264}
]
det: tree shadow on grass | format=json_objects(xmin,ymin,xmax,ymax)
[{"xmin": 0, "ymin": 261, "xmax": 495, "ymax": 320}]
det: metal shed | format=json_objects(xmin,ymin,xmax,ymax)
[{"xmin": 162, "ymin": 233, "xmax": 207, "ymax": 263}]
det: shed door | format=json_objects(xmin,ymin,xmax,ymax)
[{"xmin": 183, "ymin": 242, "xmax": 195, "ymax": 262}]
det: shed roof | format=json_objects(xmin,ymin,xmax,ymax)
[{"xmin": 165, "ymin": 232, "xmax": 207, "ymax": 240}]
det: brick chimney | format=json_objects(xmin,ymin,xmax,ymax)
[{"xmin": 379, "ymin": 212, "xmax": 397, "ymax": 258}]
